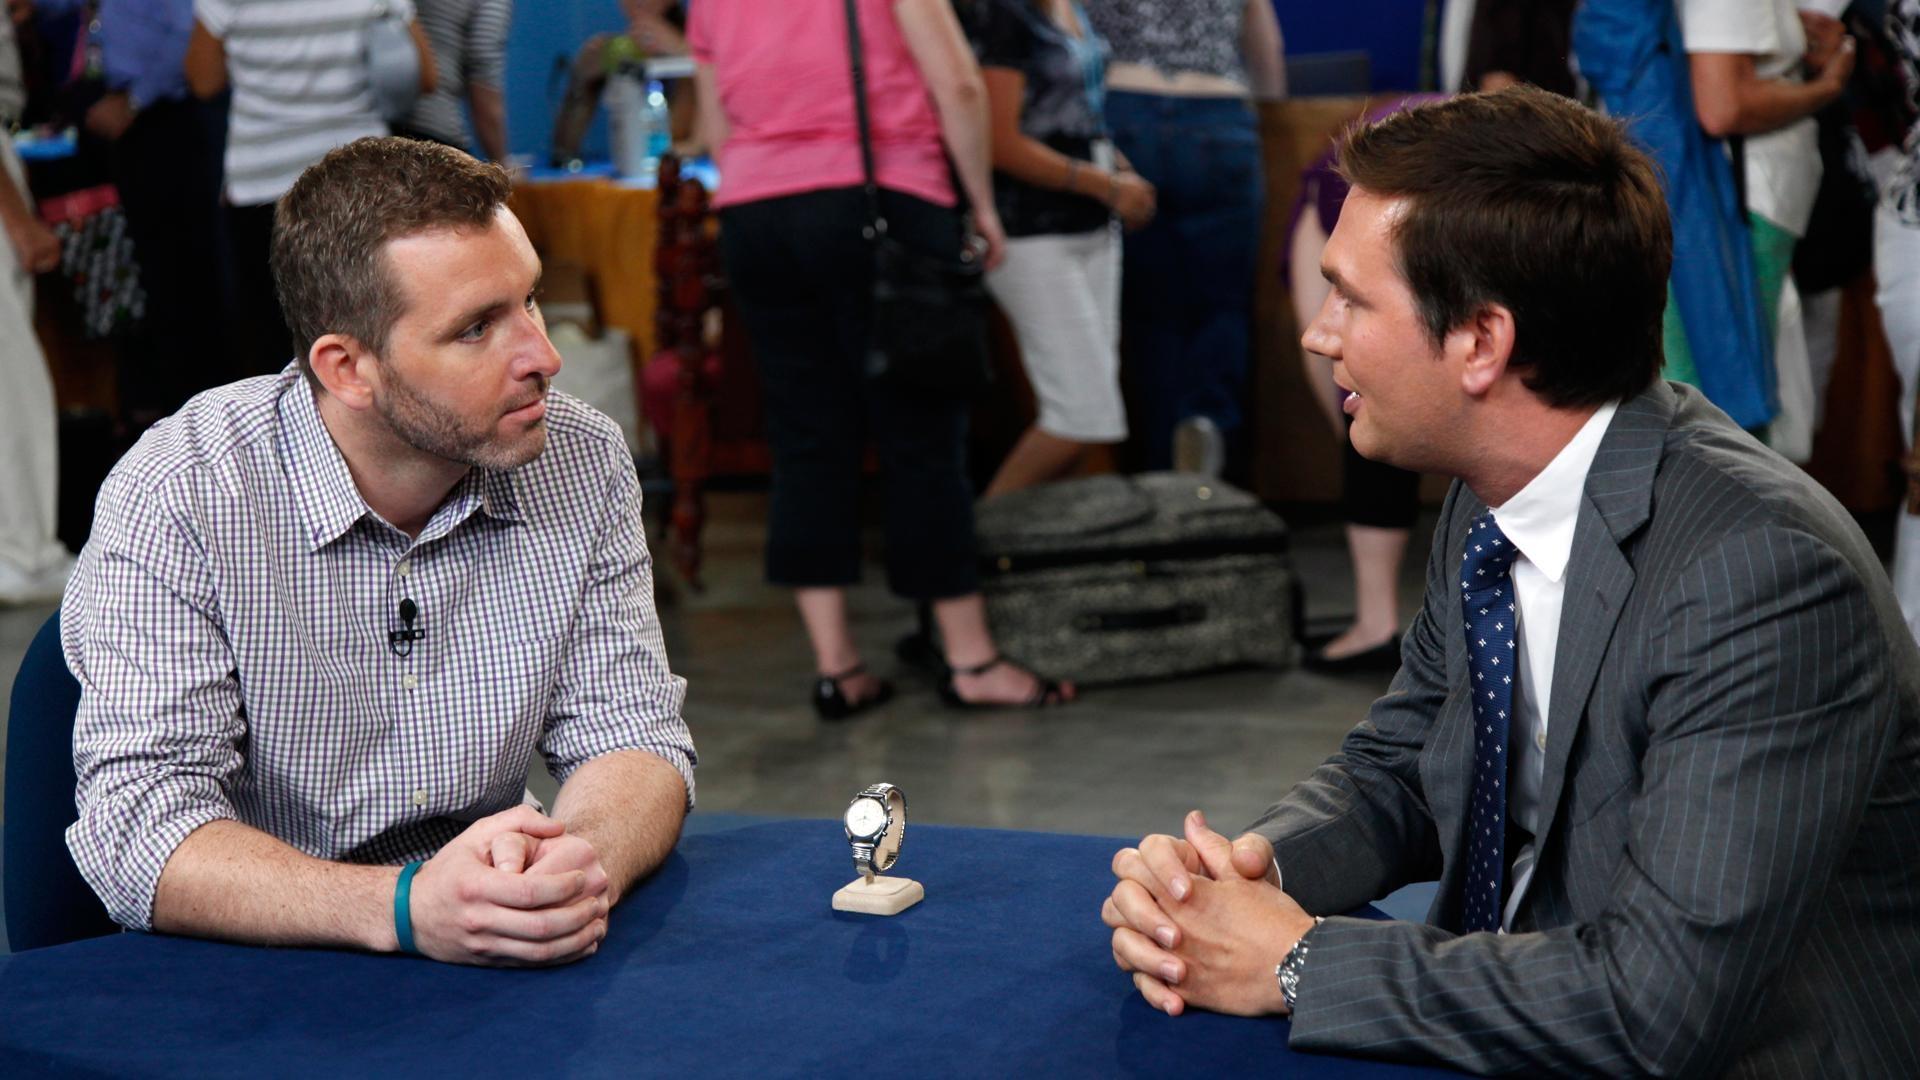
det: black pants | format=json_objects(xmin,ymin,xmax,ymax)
[
  {"xmin": 227, "ymin": 201, "xmax": 295, "ymax": 376},
  {"xmin": 719, "ymin": 187, "xmax": 980, "ymax": 600},
  {"xmin": 110, "ymin": 95, "xmax": 233, "ymax": 413}
]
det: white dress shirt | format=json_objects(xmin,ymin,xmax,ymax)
[{"xmin": 1488, "ymin": 401, "xmax": 1618, "ymax": 930}]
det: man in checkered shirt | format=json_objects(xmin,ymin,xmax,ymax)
[{"xmin": 61, "ymin": 137, "xmax": 696, "ymax": 967}]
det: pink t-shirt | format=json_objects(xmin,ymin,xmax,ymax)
[{"xmin": 688, "ymin": 0, "xmax": 956, "ymax": 210}]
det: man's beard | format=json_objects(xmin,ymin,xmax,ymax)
[{"xmin": 376, "ymin": 363, "xmax": 549, "ymax": 471}]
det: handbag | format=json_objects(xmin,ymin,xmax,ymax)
[
  {"xmin": 843, "ymin": 0, "xmax": 991, "ymax": 398},
  {"xmin": 367, "ymin": 1, "xmax": 423, "ymax": 123}
]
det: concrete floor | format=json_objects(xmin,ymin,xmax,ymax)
[
  {"xmin": 647, "ymin": 494, "xmax": 1430, "ymax": 838},
  {"xmin": 2, "ymin": 491, "xmax": 1435, "ymax": 953}
]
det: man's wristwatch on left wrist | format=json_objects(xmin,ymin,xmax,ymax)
[{"xmin": 1276, "ymin": 916, "xmax": 1324, "ymax": 1012}]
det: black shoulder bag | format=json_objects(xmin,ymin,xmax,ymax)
[{"xmin": 843, "ymin": 0, "xmax": 991, "ymax": 398}]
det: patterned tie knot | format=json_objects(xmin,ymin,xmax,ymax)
[{"xmin": 1461, "ymin": 513, "xmax": 1517, "ymax": 592}]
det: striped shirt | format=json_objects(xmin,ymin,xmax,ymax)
[
  {"xmin": 63, "ymin": 368, "xmax": 696, "ymax": 931},
  {"xmin": 0, "ymin": 16, "xmax": 24, "ymax": 122},
  {"xmin": 401, "ymin": 0, "xmax": 512, "ymax": 150},
  {"xmin": 195, "ymin": 0, "xmax": 410, "ymax": 205},
  {"xmin": 1891, "ymin": 0, "xmax": 1920, "ymax": 224}
]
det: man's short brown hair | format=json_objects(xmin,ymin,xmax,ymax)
[
  {"xmin": 1337, "ymin": 86, "xmax": 1672, "ymax": 408},
  {"xmin": 272, "ymin": 137, "xmax": 514, "ymax": 383}
]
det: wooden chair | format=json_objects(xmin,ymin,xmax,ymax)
[{"xmin": 641, "ymin": 157, "xmax": 768, "ymax": 588}]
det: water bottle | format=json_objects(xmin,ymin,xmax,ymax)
[
  {"xmin": 640, "ymin": 79, "xmax": 671, "ymax": 182},
  {"xmin": 604, "ymin": 65, "xmax": 647, "ymax": 180},
  {"xmin": 607, "ymin": 74, "xmax": 672, "ymax": 184}
]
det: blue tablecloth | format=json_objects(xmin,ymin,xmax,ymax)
[{"xmin": 0, "ymin": 822, "xmax": 1462, "ymax": 1077}]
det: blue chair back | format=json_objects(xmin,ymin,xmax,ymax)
[{"xmin": 5, "ymin": 610, "xmax": 117, "ymax": 950}]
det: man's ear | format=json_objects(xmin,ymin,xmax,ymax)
[
  {"xmin": 307, "ymin": 333, "xmax": 380, "ymax": 410},
  {"xmin": 1453, "ymin": 302, "xmax": 1517, "ymax": 398}
]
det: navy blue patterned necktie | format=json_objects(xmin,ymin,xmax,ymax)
[{"xmin": 1460, "ymin": 512, "xmax": 1519, "ymax": 933}]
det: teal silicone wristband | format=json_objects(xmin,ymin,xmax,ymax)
[{"xmin": 394, "ymin": 860, "xmax": 423, "ymax": 955}]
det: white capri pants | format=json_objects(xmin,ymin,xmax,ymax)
[
  {"xmin": 986, "ymin": 223, "xmax": 1127, "ymax": 443},
  {"xmin": 0, "ymin": 132, "xmax": 67, "ymax": 583},
  {"xmin": 1874, "ymin": 199, "xmax": 1920, "ymax": 644}
]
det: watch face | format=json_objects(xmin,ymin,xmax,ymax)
[{"xmin": 845, "ymin": 797, "xmax": 888, "ymax": 839}]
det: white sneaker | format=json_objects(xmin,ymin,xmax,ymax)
[{"xmin": 1172, "ymin": 416, "xmax": 1225, "ymax": 477}]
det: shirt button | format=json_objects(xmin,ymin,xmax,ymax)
[
  {"xmin": 402, "ymin": 674, "xmax": 418, "ymax": 690},
  {"xmin": 412, "ymin": 789, "xmax": 428, "ymax": 807},
  {"xmin": 1535, "ymin": 730, "xmax": 1548, "ymax": 751},
  {"xmin": 396, "ymin": 560, "xmax": 412, "ymax": 578}
]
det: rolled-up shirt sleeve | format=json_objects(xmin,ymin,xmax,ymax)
[
  {"xmin": 466, "ymin": 0, "xmax": 512, "ymax": 89},
  {"xmin": 63, "ymin": 469, "xmax": 244, "ymax": 931},
  {"xmin": 192, "ymin": 0, "xmax": 236, "ymax": 39},
  {"xmin": 538, "ymin": 440, "xmax": 695, "ymax": 803}
]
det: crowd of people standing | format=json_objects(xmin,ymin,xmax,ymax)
[
  {"xmin": 2, "ymin": 0, "xmax": 1916, "ymax": 662},
  {"xmin": 0, "ymin": 0, "xmax": 510, "ymax": 605}
]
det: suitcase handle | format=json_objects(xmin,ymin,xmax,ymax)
[{"xmin": 1073, "ymin": 603, "xmax": 1207, "ymax": 633}]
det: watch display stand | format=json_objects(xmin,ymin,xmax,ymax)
[{"xmin": 832, "ymin": 875, "xmax": 924, "ymax": 916}]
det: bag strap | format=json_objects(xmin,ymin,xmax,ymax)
[
  {"xmin": 1729, "ymin": 134, "xmax": 1749, "ymax": 227},
  {"xmin": 842, "ymin": 0, "xmax": 887, "ymax": 239}
]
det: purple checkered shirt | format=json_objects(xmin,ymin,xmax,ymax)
[{"xmin": 62, "ymin": 369, "xmax": 695, "ymax": 930}]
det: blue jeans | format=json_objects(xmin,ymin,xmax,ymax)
[{"xmin": 1105, "ymin": 91, "xmax": 1263, "ymax": 471}]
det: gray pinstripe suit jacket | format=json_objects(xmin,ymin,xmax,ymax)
[{"xmin": 1251, "ymin": 380, "xmax": 1920, "ymax": 1077}]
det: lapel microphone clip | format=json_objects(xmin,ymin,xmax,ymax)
[{"xmin": 389, "ymin": 597, "xmax": 425, "ymax": 657}]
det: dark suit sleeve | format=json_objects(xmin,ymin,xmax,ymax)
[
  {"xmin": 1245, "ymin": 482, "xmax": 1463, "ymax": 915},
  {"xmin": 1283, "ymin": 524, "xmax": 1898, "ymax": 1077}
]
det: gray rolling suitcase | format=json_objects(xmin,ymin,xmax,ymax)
[{"xmin": 974, "ymin": 472, "xmax": 1300, "ymax": 685}]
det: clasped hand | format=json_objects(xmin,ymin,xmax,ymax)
[
  {"xmin": 407, "ymin": 805, "xmax": 613, "ymax": 967},
  {"xmin": 1102, "ymin": 810, "xmax": 1316, "ymax": 1017}
]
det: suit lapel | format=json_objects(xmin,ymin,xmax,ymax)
[{"xmin": 1530, "ymin": 381, "xmax": 1673, "ymax": 853}]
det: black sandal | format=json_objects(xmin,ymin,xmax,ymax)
[
  {"xmin": 894, "ymin": 603, "xmax": 949, "ymax": 678},
  {"xmin": 813, "ymin": 663, "xmax": 895, "ymax": 721},
  {"xmin": 894, "ymin": 630, "xmax": 949, "ymax": 678},
  {"xmin": 938, "ymin": 655, "xmax": 1067, "ymax": 710}
]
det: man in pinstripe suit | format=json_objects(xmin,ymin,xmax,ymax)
[{"xmin": 1103, "ymin": 86, "xmax": 1920, "ymax": 1076}]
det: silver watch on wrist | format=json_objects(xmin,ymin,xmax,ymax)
[
  {"xmin": 843, "ymin": 782, "xmax": 906, "ymax": 882},
  {"xmin": 1276, "ymin": 916, "xmax": 1324, "ymax": 1012}
]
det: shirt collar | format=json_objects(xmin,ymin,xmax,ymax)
[
  {"xmin": 281, "ymin": 372, "xmax": 373, "ymax": 551},
  {"xmin": 417, "ymin": 466, "xmax": 525, "ymax": 546},
  {"xmin": 475, "ymin": 466, "xmax": 525, "ymax": 526},
  {"xmin": 1489, "ymin": 401, "xmax": 1620, "ymax": 584},
  {"xmin": 279, "ymin": 371, "xmax": 526, "ymax": 552}
]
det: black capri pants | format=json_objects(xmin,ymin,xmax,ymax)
[
  {"xmin": 1340, "ymin": 415, "xmax": 1421, "ymax": 529},
  {"xmin": 719, "ymin": 186, "xmax": 981, "ymax": 600}
]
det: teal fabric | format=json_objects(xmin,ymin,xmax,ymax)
[
  {"xmin": 1662, "ymin": 212, "xmax": 1795, "ymax": 413},
  {"xmin": 1576, "ymin": 0, "xmax": 1776, "ymax": 428}
]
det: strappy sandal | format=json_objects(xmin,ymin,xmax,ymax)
[
  {"xmin": 812, "ymin": 663, "xmax": 895, "ymax": 721},
  {"xmin": 894, "ymin": 603, "xmax": 949, "ymax": 678},
  {"xmin": 938, "ymin": 655, "xmax": 1068, "ymax": 710},
  {"xmin": 894, "ymin": 629, "xmax": 949, "ymax": 678}
]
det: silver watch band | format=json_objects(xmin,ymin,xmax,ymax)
[
  {"xmin": 850, "ymin": 783, "xmax": 906, "ymax": 878},
  {"xmin": 1276, "ymin": 916, "xmax": 1324, "ymax": 1011}
]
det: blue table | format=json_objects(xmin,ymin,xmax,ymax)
[{"xmin": 0, "ymin": 822, "xmax": 1462, "ymax": 1077}]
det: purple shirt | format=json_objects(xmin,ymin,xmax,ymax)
[{"xmin": 40, "ymin": 0, "xmax": 195, "ymax": 108}]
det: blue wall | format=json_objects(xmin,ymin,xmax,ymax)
[
  {"xmin": 1277, "ymin": 0, "xmax": 1427, "ymax": 93},
  {"xmin": 505, "ymin": 0, "xmax": 629, "ymax": 162},
  {"xmin": 502, "ymin": 0, "xmax": 1431, "ymax": 162}
]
